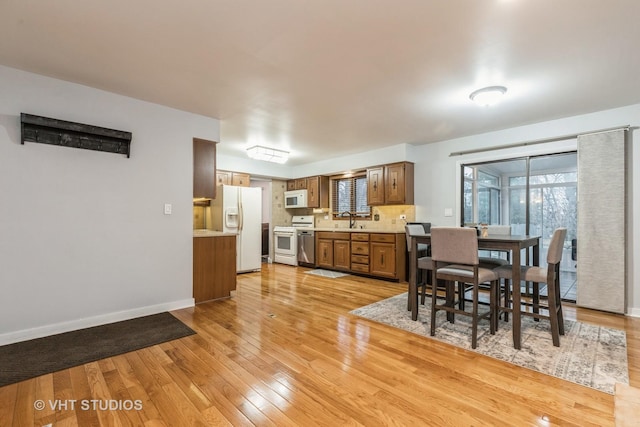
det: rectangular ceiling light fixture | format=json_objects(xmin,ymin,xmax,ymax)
[{"xmin": 246, "ymin": 145, "xmax": 289, "ymax": 163}]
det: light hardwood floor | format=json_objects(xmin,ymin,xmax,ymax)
[{"xmin": 2, "ymin": 263, "xmax": 639, "ymax": 426}]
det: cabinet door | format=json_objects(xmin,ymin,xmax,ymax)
[
  {"xmin": 286, "ymin": 180, "xmax": 296, "ymax": 191},
  {"xmin": 333, "ymin": 240, "xmax": 351, "ymax": 270},
  {"xmin": 367, "ymin": 167, "xmax": 385, "ymax": 205},
  {"xmin": 232, "ymin": 172, "xmax": 250, "ymax": 187},
  {"xmin": 370, "ymin": 242, "xmax": 396, "ymax": 278},
  {"xmin": 216, "ymin": 170, "xmax": 231, "ymax": 186},
  {"xmin": 307, "ymin": 176, "xmax": 319, "ymax": 208},
  {"xmin": 317, "ymin": 239, "xmax": 334, "ymax": 268},
  {"xmin": 385, "ymin": 163, "xmax": 406, "ymax": 204},
  {"xmin": 193, "ymin": 138, "xmax": 217, "ymax": 199},
  {"xmin": 193, "ymin": 236, "xmax": 236, "ymax": 303},
  {"xmin": 295, "ymin": 178, "xmax": 307, "ymax": 189}
]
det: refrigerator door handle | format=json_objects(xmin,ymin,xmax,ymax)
[{"xmin": 238, "ymin": 195, "xmax": 244, "ymax": 231}]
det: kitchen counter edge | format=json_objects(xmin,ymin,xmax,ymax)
[{"xmin": 193, "ymin": 230, "xmax": 237, "ymax": 238}]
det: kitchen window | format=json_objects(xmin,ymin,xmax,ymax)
[{"xmin": 332, "ymin": 173, "xmax": 371, "ymax": 219}]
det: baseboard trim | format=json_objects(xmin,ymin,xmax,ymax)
[
  {"xmin": 627, "ymin": 307, "xmax": 640, "ymax": 318},
  {"xmin": 0, "ymin": 298, "xmax": 195, "ymax": 346}
]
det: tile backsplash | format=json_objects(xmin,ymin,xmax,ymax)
[{"xmin": 314, "ymin": 205, "xmax": 416, "ymax": 231}]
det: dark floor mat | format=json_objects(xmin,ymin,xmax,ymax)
[{"xmin": 0, "ymin": 312, "xmax": 195, "ymax": 387}]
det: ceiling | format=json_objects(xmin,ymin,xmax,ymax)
[{"xmin": 1, "ymin": 1, "xmax": 639, "ymax": 166}]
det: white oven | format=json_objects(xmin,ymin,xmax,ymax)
[{"xmin": 273, "ymin": 226, "xmax": 297, "ymax": 265}]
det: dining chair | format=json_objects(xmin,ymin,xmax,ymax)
[
  {"xmin": 430, "ymin": 227, "xmax": 500, "ymax": 349},
  {"xmin": 494, "ymin": 227, "xmax": 567, "ymax": 347},
  {"xmin": 405, "ymin": 224, "xmax": 431, "ymax": 311}
]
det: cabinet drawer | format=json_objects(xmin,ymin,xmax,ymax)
[
  {"xmin": 351, "ymin": 243, "xmax": 369, "ymax": 255},
  {"xmin": 351, "ymin": 233, "xmax": 369, "ymax": 242},
  {"xmin": 317, "ymin": 232, "xmax": 351, "ymax": 240},
  {"xmin": 370, "ymin": 233, "xmax": 396, "ymax": 243},
  {"xmin": 351, "ymin": 255, "xmax": 369, "ymax": 264},
  {"xmin": 351, "ymin": 262, "xmax": 370, "ymax": 273}
]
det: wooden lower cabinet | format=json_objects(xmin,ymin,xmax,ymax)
[
  {"xmin": 316, "ymin": 232, "xmax": 350, "ymax": 271},
  {"xmin": 193, "ymin": 235, "xmax": 236, "ymax": 303},
  {"xmin": 333, "ymin": 240, "xmax": 351, "ymax": 270},
  {"xmin": 370, "ymin": 241, "xmax": 396, "ymax": 278},
  {"xmin": 351, "ymin": 233, "xmax": 370, "ymax": 273},
  {"xmin": 317, "ymin": 231, "xmax": 406, "ymax": 281},
  {"xmin": 317, "ymin": 239, "xmax": 334, "ymax": 268}
]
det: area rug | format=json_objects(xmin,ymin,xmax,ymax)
[
  {"xmin": 305, "ymin": 269, "xmax": 350, "ymax": 278},
  {"xmin": 350, "ymin": 293, "xmax": 628, "ymax": 394},
  {"xmin": 0, "ymin": 312, "xmax": 195, "ymax": 387}
]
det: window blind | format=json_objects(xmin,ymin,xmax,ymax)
[{"xmin": 331, "ymin": 174, "xmax": 370, "ymax": 217}]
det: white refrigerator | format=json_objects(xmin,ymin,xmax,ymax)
[{"xmin": 209, "ymin": 185, "xmax": 262, "ymax": 273}]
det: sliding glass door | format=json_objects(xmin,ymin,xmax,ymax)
[{"xmin": 461, "ymin": 152, "xmax": 577, "ymax": 301}]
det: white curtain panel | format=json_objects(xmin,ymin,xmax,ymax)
[{"xmin": 576, "ymin": 129, "xmax": 627, "ymax": 313}]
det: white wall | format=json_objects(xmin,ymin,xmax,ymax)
[{"xmin": 0, "ymin": 65, "xmax": 220, "ymax": 344}]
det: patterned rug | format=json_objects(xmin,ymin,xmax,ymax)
[
  {"xmin": 305, "ymin": 269, "xmax": 350, "ymax": 278},
  {"xmin": 350, "ymin": 293, "xmax": 628, "ymax": 394}
]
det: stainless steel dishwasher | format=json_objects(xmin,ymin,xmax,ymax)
[{"xmin": 297, "ymin": 229, "xmax": 315, "ymax": 267}]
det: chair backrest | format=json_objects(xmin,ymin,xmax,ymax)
[
  {"xmin": 405, "ymin": 224, "xmax": 426, "ymax": 252},
  {"xmin": 547, "ymin": 227, "xmax": 567, "ymax": 264},
  {"xmin": 487, "ymin": 225, "xmax": 511, "ymax": 236},
  {"xmin": 408, "ymin": 222, "xmax": 431, "ymax": 233},
  {"xmin": 430, "ymin": 227, "xmax": 479, "ymax": 265}
]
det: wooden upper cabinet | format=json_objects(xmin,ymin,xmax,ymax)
[
  {"xmin": 385, "ymin": 162, "xmax": 414, "ymax": 205},
  {"xmin": 367, "ymin": 166, "xmax": 385, "ymax": 205},
  {"xmin": 193, "ymin": 138, "xmax": 217, "ymax": 199},
  {"xmin": 216, "ymin": 170, "xmax": 231, "ymax": 186},
  {"xmin": 307, "ymin": 176, "xmax": 329, "ymax": 208},
  {"xmin": 286, "ymin": 175, "xmax": 329, "ymax": 208},
  {"xmin": 367, "ymin": 162, "xmax": 414, "ymax": 206},
  {"xmin": 231, "ymin": 172, "xmax": 250, "ymax": 187},
  {"xmin": 217, "ymin": 170, "xmax": 250, "ymax": 187},
  {"xmin": 295, "ymin": 178, "xmax": 307, "ymax": 190}
]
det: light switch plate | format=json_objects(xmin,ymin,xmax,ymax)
[
  {"xmin": 164, "ymin": 203, "xmax": 172, "ymax": 215},
  {"xmin": 444, "ymin": 208, "xmax": 453, "ymax": 217}
]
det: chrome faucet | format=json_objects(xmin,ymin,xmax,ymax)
[{"xmin": 340, "ymin": 211, "xmax": 356, "ymax": 229}]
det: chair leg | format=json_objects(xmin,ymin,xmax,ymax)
[
  {"xmin": 502, "ymin": 279, "xmax": 510, "ymax": 322},
  {"xmin": 554, "ymin": 276, "xmax": 565, "ymax": 336},
  {"xmin": 471, "ymin": 284, "xmax": 479, "ymax": 349},
  {"xmin": 430, "ymin": 270, "xmax": 438, "ymax": 337},
  {"xmin": 533, "ymin": 282, "xmax": 540, "ymax": 322},
  {"xmin": 490, "ymin": 280, "xmax": 497, "ymax": 334},
  {"xmin": 546, "ymin": 278, "xmax": 561, "ymax": 347},
  {"xmin": 446, "ymin": 281, "xmax": 455, "ymax": 323}
]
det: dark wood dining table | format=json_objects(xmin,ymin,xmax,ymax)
[{"xmin": 409, "ymin": 233, "xmax": 541, "ymax": 350}]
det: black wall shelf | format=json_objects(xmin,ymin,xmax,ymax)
[{"xmin": 21, "ymin": 113, "xmax": 132, "ymax": 157}]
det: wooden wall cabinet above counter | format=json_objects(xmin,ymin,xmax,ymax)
[
  {"xmin": 216, "ymin": 170, "xmax": 250, "ymax": 187},
  {"xmin": 193, "ymin": 138, "xmax": 217, "ymax": 199},
  {"xmin": 367, "ymin": 161, "xmax": 414, "ymax": 206},
  {"xmin": 286, "ymin": 175, "xmax": 329, "ymax": 208}
]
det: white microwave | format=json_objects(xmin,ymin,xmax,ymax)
[{"xmin": 284, "ymin": 189, "xmax": 308, "ymax": 209}]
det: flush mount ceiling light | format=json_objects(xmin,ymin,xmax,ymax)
[
  {"xmin": 246, "ymin": 145, "xmax": 289, "ymax": 164},
  {"xmin": 469, "ymin": 85, "xmax": 507, "ymax": 107}
]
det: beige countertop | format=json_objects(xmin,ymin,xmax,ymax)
[
  {"xmin": 193, "ymin": 230, "xmax": 237, "ymax": 238},
  {"xmin": 313, "ymin": 228, "xmax": 403, "ymax": 234}
]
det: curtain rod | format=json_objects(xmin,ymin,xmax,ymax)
[{"xmin": 449, "ymin": 125, "xmax": 631, "ymax": 157}]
